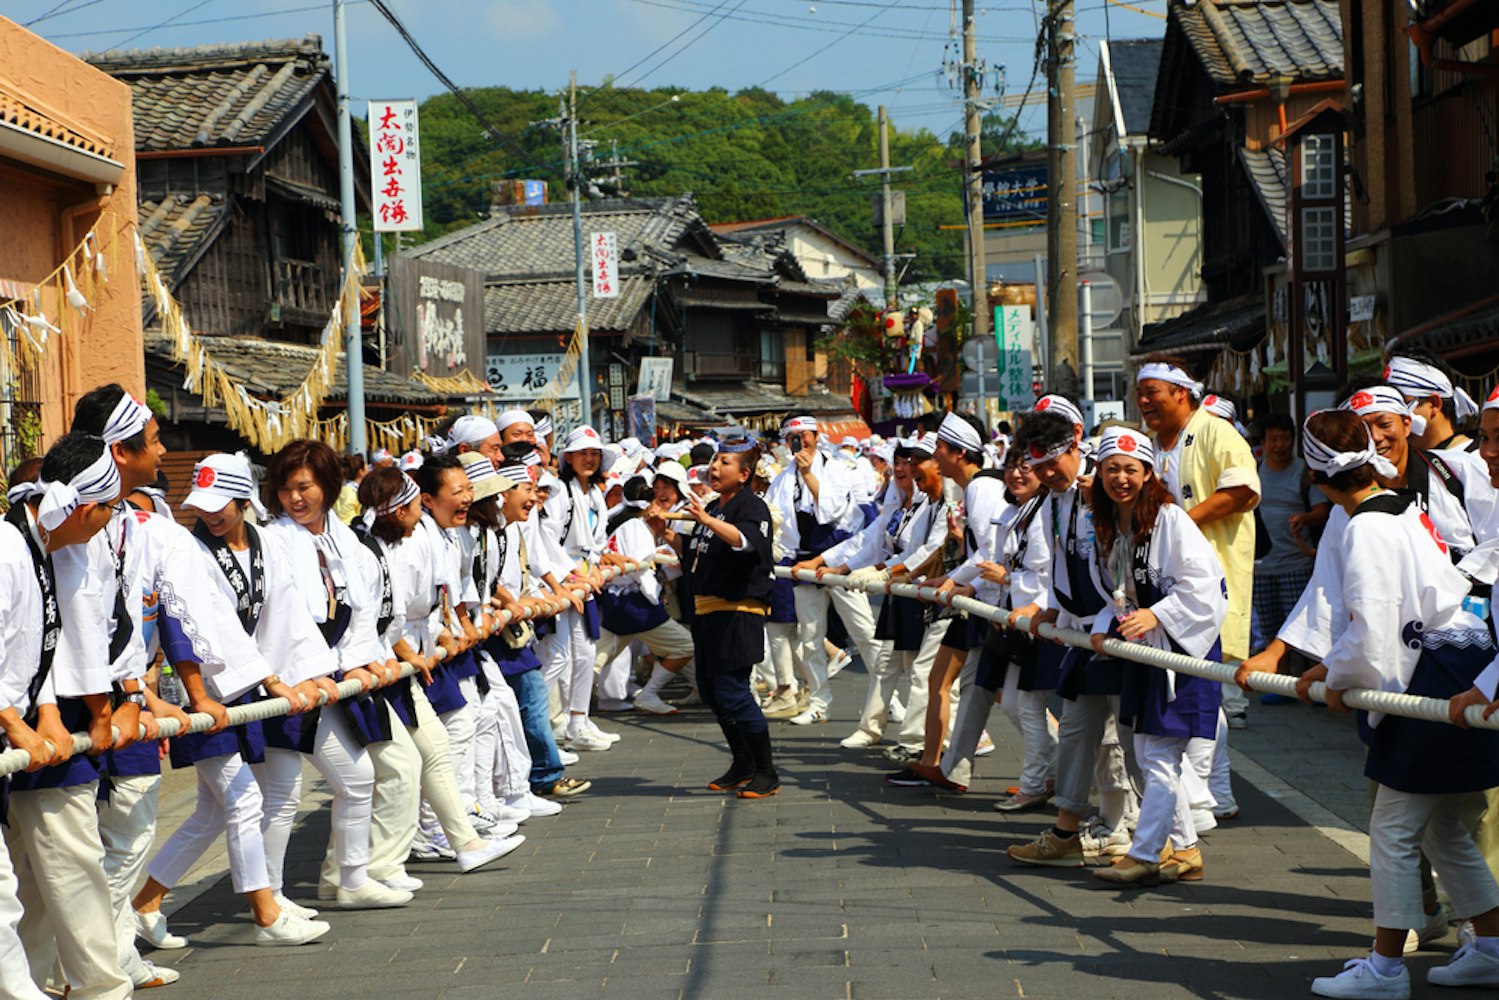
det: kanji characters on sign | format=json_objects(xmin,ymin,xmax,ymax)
[
  {"xmin": 368, "ymin": 99, "xmax": 423, "ymax": 232},
  {"xmin": 591, "ymin": 231, "xmax": 619, "ymax": 300}
]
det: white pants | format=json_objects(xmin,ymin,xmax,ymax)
[
  {"xmin": 544, "ymin": 608, "xmax": 599, "ymax": 723},
  {"xmin": 254, "ymin": 706, "xmax": 374, "ymax": 892},
  {"xmin": 473, "ymin": 658, "xmax": 532, "ymax": 808},
  {"xmin": 362, "ymin": 703, "xmax": 422, "ymax": 884},
  {"xmin": 945, "ymin": 658, "xmax": 1056, "ymax": 791},
  {"xmin": 1371, "ymin": 784, "xmax": 1499, "ymax": 930},
  {"xmin": 97, "ymin": 772, "xmax": 158, "ymax": 983},
  {"xmin": 856, "ymin": 623, "xmax": 940, "ymax": 743},
  {"xmin": 892, "ymin": 628, "xmax": 955, "ymax": 750},
  {"xmin": 410, "ymin": 683, "xmax": 480, "ymax": 849},
  {"xmin": 6, "ymin": 783, "xmax": 132, "ymax": 1000},
  {"xmin": 1185, "ymin": 708, "xmax": 1235, "ymax": 813},
  {"xmin": 756, "ymin": 622, "xmax": 798, "ymax": 693},
  {"xmin": 443, "ymin": 677, "xmax": 481, "ymax": 807},
  {"xmin": 792, "ymin": 585, "xmax": 889, "ymax": 713},
  {"xmin": 1130, "ymin": 734, "xmax": 1195, "ymax": 860},
  {"xmin": 0, "ymin": 828, "xmax": 46, "ymax": 1000},
  {"xmin": 149, "ymin": 753, "xmax": 270, "ymax": 895}
]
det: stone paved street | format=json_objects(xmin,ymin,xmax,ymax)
[{"xmin": 145, "ymin": 673, "xmax": 1491, "ymax": 999}]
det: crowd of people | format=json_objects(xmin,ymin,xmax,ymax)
[{"xmin": 4, "ymin": 345, "xmax": 1499, "ymax": 999}]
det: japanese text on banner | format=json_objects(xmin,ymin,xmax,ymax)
[
  {"xmin": 369, "ymin": 99, "xmax": 423, "ymax": 232},
  {"xmin": 591, "ymin": 231, "xmax": 619, "ymax": 299}
]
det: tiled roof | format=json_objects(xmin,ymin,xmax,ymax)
[
  {"xmin": 0, "ymin": 84, "xmax": 117, "ymax": 160},
  {"xmin": 1175, "ymin": 0, "xmax": 1343, "ymax": 87},
  {"xmin": 1238, "ymin": 146, "xmax": 1288, "ymax": 245},
  {"xmin": 84, "ymin": 36, "xmax": 329, "ymax": 152},
  {"xmin": 681, "ymin": 381, "xmax": 856, "ymax": 416},
  {"xmin": 1135, "ymin": 293, "xmax": 1266, "ymax": 356},
  {"xmin": 144, "ymin": 332, "xmax": 439, "ymax": 405},
  {"xmin": 138, "ymin": 192, "xmax": 230, "ymax": 292},
  {"xmin": 1108, "ymin": 39, "xmax": 1164, "ymax": 136},
  {"xmin": 483, "ymin": 276, "xmax": 652, "ymax": 336},
  {"xmin": 408, "ymin": 196, "xmax": 705, "ymax": 278}
]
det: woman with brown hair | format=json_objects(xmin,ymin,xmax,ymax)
[{"xmin": 1085, "ymin": 426, "xmax": 1227, "ymax": 887}]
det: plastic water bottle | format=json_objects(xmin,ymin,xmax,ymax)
[{"xmin": 158, "ymin": 665, "xmax": 188, "ymax": 707}]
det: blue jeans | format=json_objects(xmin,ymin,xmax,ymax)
[{"xmin": 503, "ymin": 668, "xmax": 564, "ymax": 792}]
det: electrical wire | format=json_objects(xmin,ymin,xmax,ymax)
[
  {"xmin": 106, "ymin": 0, "xmax": 216, "ymax": 50},
  {"xmin": 760, "ymin": 0, "xmax": 905, "ymax": 88},
  {"xmin": 627, "ymin": 0, "xmax": 1035, "ymax": 44},
  {"xmin": 41, "ymin": 1, "xmax": 370, "ymax": 40},
  {"xmin": 24, "ymin": 0, "xmax": 99, "ymax": 27},
  {"xmin": 364, "ymin": 0, "xmax": 536, "ymax": 162}
]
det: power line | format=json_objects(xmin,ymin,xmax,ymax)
[
  {"xmin": 364, "ymin": 0, "xmax": 535, "ymax": 162},
  {"xmin": 41, "ymin": 1, "xmax": 370, "ymax": 40},
  {"xmin": 627, "ymin": 0, "xmax": 1036, "ymax": 44},
  {"xmin": 24, "ymin": 0, "xmax": 100, "ymax": 27},
  {"xmin": 615, "ymin": 0, "xmax": 747, "ymax": 91},
  {"xmin": 760, "ymin": 0, "xmax": 905, "ymax": 87},
  {"xmin": 107, "ymin": 0, "xmax": 216, "ymax": 50}
]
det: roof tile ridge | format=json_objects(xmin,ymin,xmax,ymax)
[
  {"xmin": 192, "ymin": 63, "xmax": 269, "ymax": 147},
  {"xmin": 221, "ymin": 61, "xmax": 299, "ymax": 143}
]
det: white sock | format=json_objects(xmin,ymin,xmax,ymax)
[
  {"xmin": 642, "ymin": 664, "xmax": 672, "ymax": 696},
  {"xmin": 340, "ymin": 866, "xmax": 367, "ymax": 891},
  {"xmin": 1368, "ymin": 950, "xmax": 1403, "ymax": 977}
]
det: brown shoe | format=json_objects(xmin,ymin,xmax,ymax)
[
  {"xmin": 1160, "ymin": 846, "xmax": 1204, "ymax": 882},
  {"xmin": 1092, "ymin": 855, "xmax": 1162, "ymax": 887},
  {"xmin": 1007, "ymin": 829, "xmax": 1084, "ymax": 868},
  {"xmin": 762, "ymin": 692, "xmax": 800, "ymax": 719}
]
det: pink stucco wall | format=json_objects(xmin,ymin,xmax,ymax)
[{"xmin": 0, "ymin": 15, "xmax": 141, "ymax": 449}]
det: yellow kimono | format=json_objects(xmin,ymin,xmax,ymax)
[{"xmin": 1156, "ymin": 405, "xmax": 1260, "ymax": 661}]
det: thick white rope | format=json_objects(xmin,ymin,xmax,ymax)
[
  {"xmin": 0, "ymin": 554, "xmax": 677, "ymax": 778},
  {"xmin": 777, "ymin": 567, "xmax": 1499, "ymax": 732}
]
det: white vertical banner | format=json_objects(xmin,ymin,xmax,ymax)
[
  {"xmin": 369, "ymin": 99, "xmax": 423, "ymax": 232},
  {"xmin": 591, "ymin": 231, "xmax": 619, "ymax": 299}
]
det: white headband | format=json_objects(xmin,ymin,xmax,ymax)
[
  {"xmin": 184, "ymin": 452, "xmax": 267, "ymax": 519},
  {"xmin": 1094, "ymin": 426, "xmax": 1155, "ymax": 467},
  {"xmin": 370, "ymin": 448, "xmax": 394, "ymax": 464},
  {"xmin": 937, "ymin": 412, "xmax": 983, "ymax": 453},
  {"xmin": 1202, "ymin": 393, "xmax": 1237, "ymax": 423},
  {"xmin": 897, "ymin": 433, "xmax": 938, "ymax": 458},
  {"xmin": 1341, "ymin": 385, "xmax": 1427, "ymax": 438},
  {"xmin": 496, "ymin": 409, "xmax": 534, "ymax": 433},
  {"xmin": 1137, "ymin": 362, "xmax": 1204, "ymax": 398},
  {"xmin": 1023, "ymin": 436, "xmax": 1073, "ymax": 465},
  {"xmin": 102, "ymin": 393, "xmax": 151, "ymax": 445},
  {"xmin": 1485, "ymin": 384, "xmax": 1499, "ymax": 414},
  {"xmin": 1385, "ymin": 357, "xmax": 1479, "ymax": 422},
  {"xmin": 783, "ymin": 416, "xmax": 819, "ymax": 436},
  {"xmin": 26, "ymin": 447, "xmax": 122, "ymax": 531},
  {"xmin": 1034, "ymin": 394, "xmax": 1085, "ymax": 429},
  {"xmin": 1303, "ymin": 411, "xmax": 1398, "ymax": 481},
  {"xmin": 447, "ymin": 414, "xmax": 499, "ymax": 449},
  {"xmin": 362, "ymin": 473, "xmax": 421, "ymax": 529},
  {"xmin": 534, "ymin": 416, "xmax": 553, "ymax": 439},
  {"xmin": 497, "ymin": 463, "xmax": 531, "ymax": 484}
]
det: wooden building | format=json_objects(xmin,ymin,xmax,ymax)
[{"xmin": 86, "ymin": 35, "xmax": 430, "ymax": 454}]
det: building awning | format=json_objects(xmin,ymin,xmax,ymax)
[
  {"xmin": 1132, "ymin": 295, "xmax": 1266, "ymax": 359},
  {"xmin": 0, "ymin": 85, "xmax": 123, "ymax": 186},
  {"xmin": 1387, "ymin": 293, "xmax": 1499, "ymax": 364}
]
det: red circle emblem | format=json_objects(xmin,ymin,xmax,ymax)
[
  {"xmin": 1489, "ymin": 385, "xmax": 1499, "ymax": 403},
  {"xmin": 1349, "ymin": 391, "xmax": 1375, "ymax": 410},
  {"xmin": 1118, "ymin": 434, "xmax": 1137, "ymax": 453},
  {"xmin": 1036, "ymin": 397, "xmax": 1052, "ymax": 411},
  {"xmin": 1383, "ymin": 366, "xmax": 1393, "ymax": 380},
  {"xmin": 195, "ymin": 467, "xmax": 216, "ymax": 489},
  {"xmin": 1204, "ymin": 394, "xmax": 1218, "ymax": 407},
  {"xmin": 1028, "ymin": 442, "xmax": 1047, "ymax": 459}
]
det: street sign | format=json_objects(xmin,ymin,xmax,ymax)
[
  {"xmin": 591, "ymin": 231, "xmax": 619, "ymax": 299},
  {"xmin": 994, "ymin": 306, "xmax": 1036, "ymax": 412},
  {"xmin": 369, "ymin": 99, "xmax": 423, "ymax": 232},
  {"xmin": 961, "ymin": 335, "xmax": 999, "ymax": 372}
]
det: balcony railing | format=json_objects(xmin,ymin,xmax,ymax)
[
  {"xmin": 686, "ymin": 351, "xmax": 758, "ymax": 378},
  {"xmin": 274, "ymin": 258, "xmax": 333, "ymax": 316}
]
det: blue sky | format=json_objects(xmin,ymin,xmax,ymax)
[{"xmin": 13, "ymin": 0, "xmax": 1168, "ymax": 143}]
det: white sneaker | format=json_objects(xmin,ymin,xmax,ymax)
[
  {"xmin": 487, "ymin": 801, "xmax": 532, "ymax": 824},
  {"xmin": 975, "ymin": 730, "xmax": 995, "ymax": 756},
  {"xmin": 557, "ymin": 748, "xmax": 580, "ymax": 765},
  {"xmin": 789, "ymin": 706, "xmax": 828, "ymax": 725},
  {"xmin": 274, "ymin": 894, "xmax": 320, "ymax": 920},
  {"xmin": 134, "ymin": 910, "xmax": 187, "ymax": 950},
  {"xmin": 1311, "ymin": 957, "xmax": 1410, "ymax": 999},
  {"xmin": 1078, "ymin": 816, "xmax": 1132, "ymax": 858},
  {"xmin": 1429, "ymin": 942, "xmax": 1499, "ymax": 987},
  {"xmin": 379, "ymin": 874, "xmax": 424, "ymax": 892},
  {"xmin": 335, "ymin": 880, "xmax": 412, "ymax": 909},
  {"xmin": 587, "ymin": 721, "xmax": 622, "ymax": 743},
  {"xmin": 568, "ymin": 730, "xmax": 613, "ymax": 752},
  {"xmin": 519, "ymin": 791, "xmax": 562, "ymax": 817},
  {"xmin": 468, "ymin": 802, "xmax": 501, "ymax": 833},
  {"xmin": 410, "ymin": 829, "xmax": 456, "ymax": 861},
  {"xmin": 634, "ymin": 691, "xmax": 678, "ymax": 715},
  {"xmin": 827, "ymin": 651, "xmax": 853, "ymax": 678},
  {"xmin": 134, "ymin": 960, "xmax": 180, "ymax": 987},
  {"xmin": 255, "ymin": 911, "xmax": 331, "ymax": 947},
  {"xmin": 840, "ymin": 731, "xmax": 879, "ymax": 748},
  {"xmin": 456, "ymin": 834, "xmax": 525, "ymax": 874}
]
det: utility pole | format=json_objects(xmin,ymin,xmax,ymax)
[
  {"xmin": 962, "ymin": 0, "xmax": 990, "ymax": 342},
  {"xmin": 1045, "ymin": 0, "xmax": 1080, "ymax": 398},
  {"xmin": 566, "ymin": 70, "xmax": 593, "ymax": 427},
  {"xmin": 333, "ymin": 0, "xmax": 365, "ymax": 455},
  {"xmin": 878, "ymin": 106, "xmax": 897, "ymax": 309}
]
